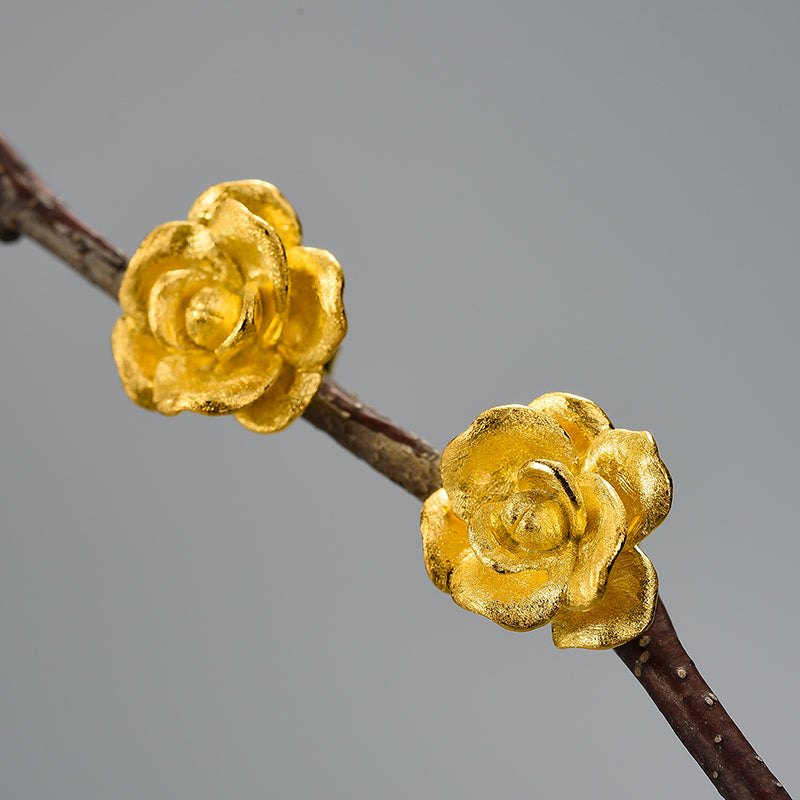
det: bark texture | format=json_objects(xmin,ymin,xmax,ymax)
[{"xmin": 616, "ymin": 600, "xmax": 789, "ymax": 799}]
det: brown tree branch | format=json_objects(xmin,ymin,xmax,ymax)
[
  {"xmin": 616, "ymin": 600, "xmax": 788, "ymax": 799},
  {"xmin": 0, "ymin": 130, "xmax": 791, "ymax": 800},
  {"xmin": 0, "ymin": 135, "xmax": 127, "ymax": 297},
  {"xmin": 304, "ymin": 376, "xmax": 442, "ymax": 501}
]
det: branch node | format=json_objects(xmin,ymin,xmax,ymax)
[{"xmin": 0, "ymin": 222, "xmax": 20, "ymax": 242}]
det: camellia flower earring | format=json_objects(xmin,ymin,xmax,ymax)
[
  {"xmin": 111, "ymin": 180, "xmax": 347, "ymax": 432},
  {"xmin": 420, "ymin": 392, "xmax": 672, "ymax": 648}
]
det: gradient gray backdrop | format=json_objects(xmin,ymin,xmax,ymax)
[{"xmin": 1, "ymin": 3, "xmax": 797, "ymax": 798}]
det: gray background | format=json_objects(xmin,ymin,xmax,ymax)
[{"xmin": 0, "ymin": 2, "xmax": 797, "ymax": 798}]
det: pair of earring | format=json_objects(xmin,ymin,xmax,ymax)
[{"xmin": 112, "ymin": 179, "xmax": 672, "ymax": 651}]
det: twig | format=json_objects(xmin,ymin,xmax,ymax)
[
  {"xmin": 0, "ymin": 129, "xmax": 791, "ymax": 800},
  {"xmin": 0, "ymin": 134, "xmax": 127, "ymax": 297},
  {"xmin": 617, "ymin": 601, "xmax": 787, "ymax": 799},
  {"xmin": 304, "ymin": 376, "xmax": 441, "ymax": 501}
]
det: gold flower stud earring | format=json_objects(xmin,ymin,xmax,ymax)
[
  {"xmin": 420, "ymin": 393, "xmax": 672, "ymax": 649},
  {"xmin": 111, "ymin": 180, "xmax": 347, "ymax": 432}
]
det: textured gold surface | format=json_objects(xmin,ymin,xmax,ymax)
[
  {"xmin": 112, "ymin": 181, "xmax": 347, "ymax": 432},
  {"xmin": 421, "ymin": 393, "xmax": 672, "ymax": 649}
]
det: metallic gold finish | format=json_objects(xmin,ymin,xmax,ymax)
[
  {"xmin": 421, "ymin": 393, "xmax": 672, "ymax": 649},
  {"xmin": 112, "ymin": 181, "xmax": 347, "ymax": 432}
]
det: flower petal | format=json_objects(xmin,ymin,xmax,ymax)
[
  {"xmin": 528, "ymin": 392, "xmax": 613, "ymax": 459},
  {"xmin": 111, "ymin": 317, "xmax": 165, "ymax": 410},
  {"xmin": 565, "ymin": 473, "xmax": 627, "ymax": 610},
  {"xmin": 148, "ymin": 269, "xmax": 215, "ymax": 349},
  {"xmin": 449, "ymin": 550, "xmax": 571, "ymax": 632},
  {"xmin": 206, "ymin": 198, "xmax": 289, "ymax": 320},
  {"xmin": 583, "ymin": 429, "xmax": 672, "ymax": 549},
  {"xmin": 552, "ymin": 547, "xmax": 658, "ymax": 649},
  {"xmin": 188, "ymin": 180, "xmax": 303, "ymax": 250},
  {"xmin": 516, "ymin": 459, "xmax": 587, "ymax": 538},
  {"xmin": 215, "ymin": 281, "xmax": 263, "ymax": 358},
  {"xmin": 469, "ymin": 499, "xmax": 576, "ymax": 574},
  {"xmin": 119, "ymin": 221, "xmax": 238, "ymax": 328},
  {"xmin": 234, "ymin": 363, "xmax": 322, "ymax": 433},
  {"xmin": 152, "ymin": 349, "xmax": 282, "ymax": 416},
  {"xmin": 278, "ymin": 247, "xmax": 347, "ymax": 368},
  {"xmin": 420, "ymin": 489, "xmax": 470, "ymax": 593},
  {"xmin": 441, "ymin": 405, "xmax": 578, "ymax": 520}
]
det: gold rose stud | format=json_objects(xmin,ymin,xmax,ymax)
[
  {"xmin": 420, "ymin": 393, "xmax": 672, "ymax": 649},
  {"xmin": 111, "ymin": 180, "xmax": 347, "ymax": 432}
]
